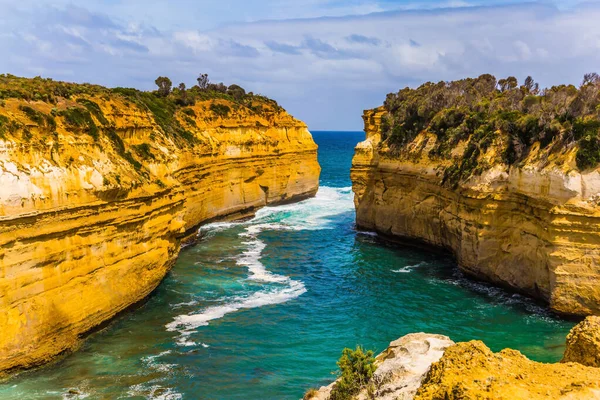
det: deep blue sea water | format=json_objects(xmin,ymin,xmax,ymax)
[{"xmin": 0, "ymin": 131, "xmax": 574, "ymax": 399}]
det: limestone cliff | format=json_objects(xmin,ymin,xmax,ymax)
[
  {"xmin": 351, "ymin": 76, "xmax": 600, "ymax": 316},
  {"xmin": 0, "ymin": 75, "xmax": 320, "ymax": 373}
]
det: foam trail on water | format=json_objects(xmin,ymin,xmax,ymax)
[
  {"xmin": 239, "ymin": 223, "xmax": 293, "ymax": 284},
  {"xmin": 392, "ymin": 262, "xmax": 428, "ymax": 273},
  {"xmin": 166, "ymin": 281, "xmax": 306, "ymax": 334},
  {"xmin": 167, "ymin": 187, "xmax": 352, "ymax": 343}
]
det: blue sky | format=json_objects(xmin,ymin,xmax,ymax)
[{"xmin": 1, "ymin": 0, "xmax": 599, "ymax": 130}]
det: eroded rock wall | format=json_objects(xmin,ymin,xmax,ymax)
[
  {"xmin": 351, "ymin": 108, "xmax": 600, "ymax": 316},
  {"xmin": 0, "ymin": 93, "xmax": 320, "ymax": 372}
]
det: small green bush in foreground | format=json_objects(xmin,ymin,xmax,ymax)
[{"xmin": 329, "ymin": 345, "xmax": 377, "ymax": 400}]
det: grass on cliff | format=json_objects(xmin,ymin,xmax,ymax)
[{"xmin": 380, "ymin": 73, "xmax": 600, "ymax": 185}]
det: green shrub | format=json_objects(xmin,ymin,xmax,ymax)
[
  {"xmin": 133, "ymin": 143, "xmax": 154, "ymax": 160},
  {"xmin": 0, "ymin": 114, "xmax": 9, "ymax": 138},
  {"xmin": 329, "ymin": 346, "xmax": 377, "ymax": 400},
  {"xmin": 210, "ymin": 103, "xmax": 231, "ymax": 117},
  {"xmin": 22, "ymin": 129, "xmax": 33, "ymax": 141},
  {"xmin": 123, "ymin": 151, "xmax": 142, "ymax": 170},
  {"xmin": 111, "ymin": 87, "xmax": 139, "ymax": 97},
  {"xmin": 576, "ymin": 134, "xmax": 600, "ymax": 170},
  {"xmin": 18, "ymin": 105, "xmax": 56, "ymax": 130},
  {"xmin": 181, "ymin": 108, "xmax": 196, "ymax": 117},
  {"xmin": 19, "ymin": 105, "xmax": 45, "ymax": 125},
  {"xmin": 227, "ymin": 84, "xmax": 246, "ymax": 101},
  {"xmin": 303, "ymin": 388, "xmax": 319, "ymax": 400},
  {"xmin": 58, "ymin": 107, "xmax": 99, "ymax": 140},
  {"xmin": 183, "ymin": 115, "xmax": 196, "ymax": 127},
  {"xmin": 76, "ymin": 98, "xmax": 108, "ymax": 125}
]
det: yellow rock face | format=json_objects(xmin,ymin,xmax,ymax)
[
  {"xmin": 562, "ymin": 316, "xmax": 600, "ymax": 367},
  {"xmin": 352, "ymin": 108, "xmax": 600, "ymax": 316},
  {"xmin": 0, "ymin": 91, "xmax": 320, "ymax": 373},
  {"xmin": 416, "ymin": 339, "xmax": 600, "ymax": 399}
]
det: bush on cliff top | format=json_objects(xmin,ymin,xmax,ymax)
[
  {"xmin": 329, "ymin": 346, "xmax": 377, "ymax": 400},
  {"xmin": 381, "ymin": 73, "xmax": 600, "ymax": 184},
  {"xmin": 0, "ymin": 73, "xmax": 289, "ymax": 177},
  {"xmin": 0, "ymin": 73, "xmax": 282, "ymax": 125}
]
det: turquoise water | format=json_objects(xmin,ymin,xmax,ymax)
[{"xmin": 0, "ymin": 131, "xmax": 575, "ymax": 399}]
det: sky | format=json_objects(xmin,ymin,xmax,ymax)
[{"xmin": 1, "ymin": 1, "xmax": 599, "ymax": 130}]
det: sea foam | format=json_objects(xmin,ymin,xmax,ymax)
[
  {"xmin": 392, "ymin": 262, "xmax": 428, "ymax": 273},
  {"xmin": 166, "ymin": 187, "xmax": 352, "ymax": 342}
]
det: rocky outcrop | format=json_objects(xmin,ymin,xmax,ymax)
[
  {"xmin": 351, "ymin": 107, "xmax": 600, "ymax": 316},
  {"xmin": 562, "ymin": 316, "xmax": 600, "ymax": 367},
  {"xmin": 416, "ymin": 339, "xmax": 600, "ymax": 399},
  {"xmin": 310, "ymin": 334, "xmax": 455, "ymax": 400},
  {"xmin": 0, "ymin": 77, "xmax": 320, "ymax": 373},
  {"xmin": 314, "ymin": 318, "xmax": 600, "ymax": 400}
]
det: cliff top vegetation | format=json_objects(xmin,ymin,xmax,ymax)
[
  {"xmin": 0, "ymin": 73, "xmax": 289, "ymax": 146},
  {"xmin": 0, "ymin": 73, "xmax": 281, "ymax": 111},
  {"xmin": 0, "ymin": 74, "xmax": 297, "ymax": 186},
  {"xmin": 379, "ymin": 73, "xmax": 600, "ymax": 184}
]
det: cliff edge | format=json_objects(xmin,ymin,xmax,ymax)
[
  {"xmin": 0, "ymin": 75, "xmax": 320, "ymax": 373},
  {"xmin": 310, "ymin": 317, "xmax": 600, "ymax": 400},
  {"xmin": 351, "ymin": 74, "xmax": 600, "ymax": 316}
]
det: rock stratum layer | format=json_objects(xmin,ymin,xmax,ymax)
[
  {"xmin": 0, "ymin": 76, "xmax": 319, "ymax": 373},
  {"xmin": 352, "ymin": 105, "xmax": 600, "ymax": 316},
  {"xmin": 313, "ymin": 318, "xmax": 600, "ymax": 400}
]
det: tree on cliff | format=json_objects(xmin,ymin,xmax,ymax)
[
  {"xmin": 207, "ymin": 82, "xmax": 227, "ymax": 93},
  {"xmin": 582, "ymin": 72, "xmax": 600, "ymax": 87},
  {"xmin": 498, "ymin": 76, "xmax": 518, "ymax": 92},
  {"xmin": 155, "ymin": 76, "xmax": 172, "ymax": 97},
  {"xmin": 523, "ymin": 76, "xmax": 540, "ymax": 94},
  {"xmin": 227, "ymin": 84, "xmax": 246, "ymax": 101},
  {"xmin": 197, "ymin": 73, "xmax": 209, "ymax": 90},
  {"xmin": 175, "ymin": 82, "xmax": 193, "ymax": 106}
]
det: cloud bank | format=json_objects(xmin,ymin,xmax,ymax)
[{"xmin": 1, "ymin": 1, "xmax": 600, "ymax": 130}]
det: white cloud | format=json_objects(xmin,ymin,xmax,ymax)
[
  {"xmin": 173, "ymin": 31, "xmax": 214, "ymax": 53},
  {"xmin": 514, "ymin": 40, "xmax": 532, "ymax": 61}
]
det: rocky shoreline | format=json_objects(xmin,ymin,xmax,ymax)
[{"xmin": 310, "ymin": 317, "xmax": 600, "ymax": 400}]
